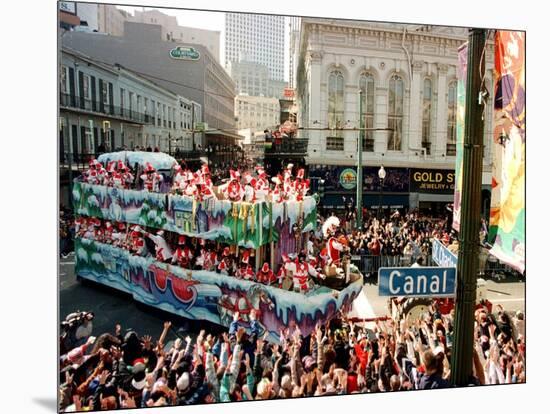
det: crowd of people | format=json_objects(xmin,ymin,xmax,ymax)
[
  {"xmin": 80, "ymin": 157, "xmax": 311, "ymax": 204},
  {"xmin": 58, "ymin": 295, "xmax": 525, "ymax": 412}
]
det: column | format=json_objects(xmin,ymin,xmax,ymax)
[
  {"xmin": 435, "ymin": 63, "xmax": 449, "ymax": 156},
  {"xmin": 409, "ymin": 61, "xmax": 424, "ymax": 151},
  {"xmin": 308, "ymin": 51, "xmax": 323, "ymax": 155}
]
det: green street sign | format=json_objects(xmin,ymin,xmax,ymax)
[
  {"xmin": 339, "ymin": 168, "xmax": 357, "ymax": 190},
  {"xmin": 170, "ymin": 46, "xmax": 200, "ymax": 61}
]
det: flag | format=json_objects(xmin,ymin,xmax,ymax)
[
  {"xmin": 488, "ymin": 31, "xmax": 525, "ymax": 274},
  {"xmin": 452, "ymin": 43, "xmax": 468, "ymax": 231}
]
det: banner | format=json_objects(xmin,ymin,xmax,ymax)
[
  {"xmin": 452, "ymin": 43, "xmax": 468, "ymax": 231},
  {"xmin": 410, "ymin": 168, "xmax": 455, "ymax": 194},
  {"xmin": 488, "ymin": 31, "xmax": 525, "ymax": 274}
]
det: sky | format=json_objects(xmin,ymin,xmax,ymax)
[{"xmin": 116, "ymin": 5, "xmax": 290, "ymax": 81}]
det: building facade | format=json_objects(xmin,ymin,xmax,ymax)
[
  {"xmin": 225, "ymin": 13, "xmax": 285, "ymax": 81},
  {"xmin": 97, "ymin": 4, "xmax": 131, "ymax": 36},
  {"xmin": 130, "ymin": 9, "xmax": 221, "ymax": 62},
  {"xmin": 62, "ymin": 22, "xmax": 237, "ymax": 152},
  {"xmin": 296, "ymin": 19, "xmax": 495, "ymax": 213},
  {"xmin": 235, "ymin": 95, "xmax": 280, "ymax": 132},
  {"xmin": 229, "ymin": 60, "xmax": 270, "ymax": 97},
  {"xmin": 60, "ymin": 47, "xmax": 201, "ymax": 154}
]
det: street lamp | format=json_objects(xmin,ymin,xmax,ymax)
[{"xmin": 378, "ymin": 166, "xmax": 386, "ymax": 219}]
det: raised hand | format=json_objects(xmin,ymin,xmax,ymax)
[{"xmin": 142, "ymin": 335, "xmax": 153, "ymax": 350}]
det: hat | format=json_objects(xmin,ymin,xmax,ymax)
[
  {"xmin": 132, "ymin": 370, "xmax": 147, "ymax": 391},
  {"xmin": 178, "ymin": 235, "xmax": 186, "ymax": 245},
  {"xmin": 177, "ymin": 372, "xmax": 190, "ymax": 392},
  {"xmin": 145, "ymin": 162, "xmax": 156, "ymax": 173},
  {"xmin": 118, "ymin": 161, "xmax": 127, "ymax": 171},
  {"xmin": 286, "ymin": 163, "xmax": 294, "ymax": 170},
  {"xmin": 241, "ymin": 250, "xmax": 250, "ymax": 264},
  {"xmin": 271, "ymin": 175, "xmax": 282, "ymax": 185},
  {"xmin": 118, "ymin": 223, "xmax": 126, "ymax": 231},
  {"xmin": 261, "ymin": 262, "xmax": 270, "ymax": 272}
]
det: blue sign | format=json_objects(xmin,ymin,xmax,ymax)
[
  {"xmin": 432, "ymin": 238, "xmax": 458, "ymax": 267},
  {"xmin": 378, "ymin": 266, "xmax": 456, "ymax": 297}
]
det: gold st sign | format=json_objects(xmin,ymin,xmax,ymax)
[{"xmin": 410, "ymin": 168, "xmax": 455, "ymax": 194}]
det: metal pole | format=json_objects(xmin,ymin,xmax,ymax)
[
  {"xmin": 450, "ymin": 28, "xmax": 486, "ymax": 386},
  {"xmin": 356, "ymin": 89, "xmax": 363, "ymax": 230}
]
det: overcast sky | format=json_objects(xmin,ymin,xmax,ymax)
[{"xmin": 116, "ymin": 5, "xmax": 290, "ymax": 81}]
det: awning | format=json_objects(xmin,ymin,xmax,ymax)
[
  {"xmin": 320, "ymin": 193, "xmax": 409, "ymax": 208},
  {"xmin": 418, "ymin": 193, "xmax": 454, "ymax": 202},
  {"xmin": 205, "ymin": 129, "xmax": 244, "ymax": 141}
]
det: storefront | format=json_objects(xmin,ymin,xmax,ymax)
[{"xmin": 409, "ymin": 168, "xmax": 455, "ymax": 214}]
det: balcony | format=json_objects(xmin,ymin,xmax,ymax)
[
  {"xmin": 60, "ymin": 93, "xmax": 154, "ymax": 125},
  {"xmin": 264, "ymin": 138, "xmax": 309, "ymax": 156}
]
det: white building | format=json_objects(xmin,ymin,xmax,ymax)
[
  {"xmin": 296, "ymin": 19, "xmax": 495, "ymax": 212},
  {"xmin": 130, "ymin": 9, "xmax": 221, "ymax": 62},
  {"xmin": 235, "ymin": 95, "xmax": 280, "ymax": 132},
  {"xmin": 225, "ymin": 13, "xmax": 285, "ymax": 81},
  {"xmin": 60, "ymin": 47, "xmax": 201, "ymax": 153},
  {"xmin": 97, "ymin": 4, "xmax": 131, "ymax": 36}
]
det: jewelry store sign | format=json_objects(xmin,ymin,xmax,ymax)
[{"xmin": 170, "ymin": 46, "xmax": 200, "ymax": 61}]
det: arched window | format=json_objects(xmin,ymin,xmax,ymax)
[
  {"xmin": 447, "ymin": 81, "xmax": 458, "ymax": 155},
  {"xmin": 422, "ymin": 78, "xmax": 432, "ymax": 155},
  {"xmin": 327, "ymin": 70, "xmax": 344, "ymax": 150},
  {"xmin": 388, "ymin": 74, "xmax": 404, "ymax": 151},
  {"xmin": 359, "ymin": 73, "xmax": 375, "ymax": 151}
]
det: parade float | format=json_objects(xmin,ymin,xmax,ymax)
[{"xmin": 73, "ymin": 151, "xmax": 363, "ymax": 341}]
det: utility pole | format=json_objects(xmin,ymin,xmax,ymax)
[
  {"xmin": 356, "ymin": 89, "xmax": 363, "ymax": 230},
  {"xmin": 450, "ymin": 28, "xmax": 486, "ymax": 386}
]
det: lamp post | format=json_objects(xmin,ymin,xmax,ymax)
[
  {"xmin": 378, "ymin": 166, "xmax": 386, "ymax": 220},
  {"xmin": 356, "ymin": 89, "xmax": 364, "ymax": 230}
]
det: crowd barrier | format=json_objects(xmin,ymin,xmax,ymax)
[{"xmin": 350, "ymin": 253, "xmax": 523, "ymax": 281}]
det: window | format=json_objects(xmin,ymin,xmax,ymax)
[
  {"xmin": 120, "ymin": 88, "xmax": 125, "ymax": 116},
  {"xmin": 447, "ymin": 81, "xmax": 458, "ymax": 156},
  {"xmin": 327, "ymin": 70, "xmax": 344, "ymax": 151},
  {"xmin": 129, "ymin": 91, "xmax": 134, "ymax": 114},
  {"xmin": 101, "ymin": 81, "xmax": 109, "ymax": 106},
  {"xmin": 163, "ymin": 104, "xmax": 167, "ymax": 127},
  {"xmin": 422, "ymin": 78, "xmax": 432, "ymax": 155},
  {"xmin": 82, "ymin": 74, "xmax": 91, "ymax": 99},
  {"xmin": 60, "ymin": 65, "xmax": 68, "ymax": 94},
  {"xmin": 143, "ymin": 97, "xmax": 148, "ymax": 113},
  {"xmin": 388, "ymin": 74, "xmax": 404, "ymax": 151},
  {"xmin": 359, "ymin": 73, "xmax": 375, "ymax": 152}
]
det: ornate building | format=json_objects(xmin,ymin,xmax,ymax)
[{"xmin": 295, "ymin": 19, "xmax": 495, "ymax": 212}]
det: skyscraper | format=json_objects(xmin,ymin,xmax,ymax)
[{"xmin": 225, "ymin": 13, "xmax": 285, "ymax": 81}]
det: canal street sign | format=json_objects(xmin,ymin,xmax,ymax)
[
  {"xmin": 432, "ymin": 238, "xmax": 458, "ymax": 267},
  {"xmin": 170, "ymin": 46, "xmax": 201, "ymax": 60},
  {"xmin": 378, "ymin": 266, "xmax": 456, "ymax": 297}
]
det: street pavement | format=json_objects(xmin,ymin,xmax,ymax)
[{"xmin": 59, "ymin": 255, "xmax": 525, "ymax": 340}]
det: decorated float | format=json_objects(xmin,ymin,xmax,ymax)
[{"xmin": 73, "ymin": 151, "xmax": 363, "ymax": 341}]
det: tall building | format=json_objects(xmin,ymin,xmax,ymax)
[
  {"xmin": 297, "ymin": 19, "xmax": 495, "ymax": 213},
  {"xmin": 225, "ymin": 13, "xmax": 285, "ymax": 81},
  {"xmin": 131, "ymin": 9, "xmax": 221, "ymax": 62},
  {"xmin": 288, "ymin": 16, "xmax": 301, "ymax": 89},
  {"xmin": 97, "ymin": 4, "xmax": 131, "ymax": 37}
]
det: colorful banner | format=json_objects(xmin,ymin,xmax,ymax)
[
  {"xmin": 409, "ymin": 169, "xmax": 455, "ymax": 194},
  {"xmin": 488, "ymin": 31, "xmax": 525, "ymax": 274},
  {"xmin": 452, "ymin": 43, "xmax": 468, "ymax": 231}
]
